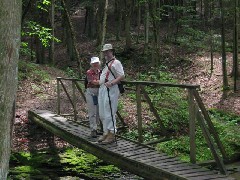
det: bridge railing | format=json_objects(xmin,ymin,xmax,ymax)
[{"xmin": 56, "ymin": 77, "xmax": 228, "ymax": 175}]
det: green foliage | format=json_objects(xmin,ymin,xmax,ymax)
[
  {"xmin": 122, "ymin": 129, "xmax": 138, "ymax": 141},
  {"xmin": 123, "ymin": 68, "xmax": 189, "ymax": 143},
  {"xmin": 9, "ymin": 148, "xmax": 120, "ymax": 180},
  {"xmin": 60, "ymin": 148, "xmax": 99, "ymax": 172},
  {"xmin": 94, "ymin": 165, "xmax": 121, "ymax": 179},
  {"xmin": 60, "ymin": 148, "xmax": 120, "ymax": 179},
  {"xmin": 117, "ymin": 99, "xmax": 129, "ymax": 117},
  {"xmin": 22, "ymin": 21, "xmax": 60, "ymax": 47},
  {"xmin": 9, "ymin": 151, "xmax": 61, "ymax": 179},
  {"xmin": 156, "ymin": 109, "xmax": 240, "ymax": 162},
  {"xmin": 209, "ymin": 108, "xmax": 240, "ymax": 123},
  {"xmin": 208, "ymin": 33, "xmax": 232, "ymax": 52},
  {"xmin": 175, "ymin": 27, "xmax": 208, "ymax": 52},
  {"xmin": 37, "ymin": 0, "xmax": 51, "ymax": 12},
  {"xmin": 18, "ymin": 60, "xmax": 50, "ymax": 83},
  {"xmin": 12, "ymin": 166, "xmax": 41, "ymax": 174},
  {"xmin": 65, "ymin": 67, "xmax": 77, "ymax": 78},
  {"xmin": 156, "ymin": 129, "xmax": 213, "ymax": 162},
  {"xmin": 122, "ymin": 68, "xmax": 240, "ymax": 163},
  {"xmin": 8, "ymin": 165, "xmax": 45, "ymax": 180},
  {"xmin": 20, "ymin": 42, "xmax": 35, "ymax": 58},
  {"xmin": 209, "ymin": 109, "xmax": 240, "ymax": 150},
  {"xmin": 139, "ymin": 69, "xmax": 189, "ymax": 132}
]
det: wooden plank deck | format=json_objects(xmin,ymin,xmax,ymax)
[{"xmin": 28, "ymin": 110, "xmax": 235, "ymax": 180}]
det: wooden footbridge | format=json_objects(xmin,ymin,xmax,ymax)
[{"xmin": 28, "ymin": 77, "xmax": 236, "ymax": 180}]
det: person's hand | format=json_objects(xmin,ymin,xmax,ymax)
[
  {"xmin": 92, "ymin": 80, "xmax": 99, "ymax": 85},
  {"xmin": 104, "ymin": 81, "xmax": 112, "ymax": 88}
]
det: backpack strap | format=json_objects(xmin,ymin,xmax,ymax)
[{"xmin": 105, "ymin": 59, "xmax": 115, "ymax": 82}]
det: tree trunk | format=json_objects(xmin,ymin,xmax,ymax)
[
  {"xmin": 0, "ymin": 0, "xmax": 22, "ymax": 179},
  {"xmin": 96, "ymin": 0, "xmax": 105, "ymax": 46},
  {"xmin": 233, "ymin": 0, "xmax": 239, "ymax": 91},
  {"xmin": 204, "ymin": 0, "xmax": 209, "ymax": 22},
  {"xmin": 148, "ymin": 0, "xmax": 161, "ymax": 66},
  {"xmin": 136, "ymin": 1, "xmax": 141, "ymax": 44},
  {"xmin": 219, "ymin": 0, "xmax": 229, "ymax": 91},
  {"xmin": 99, "ymin": 0, "xmax": 108, "ymax": 59},
  {"xmin": 21, "ymin": 0, "xmax": 33, "ymax": 24},
  {"xmin": 144, "ymin": 2, "xmax": 149, "ymax": 45},
  {"xmin": 35, "ymin": 10, "xmax": 45, "ymax": 64},
  {"xmin": 62, "ymin": 1, "xmax": 74, "ymax": 61},
  {"xmin": 115, "ymin": 0, "xmax": 122, "ymax": 41},
  {"xmin": 36, "ymin": 36, "xmax": 43, "ymax": 64},
  {"xmin": 84, "ymin": 4, "xmax": 95, "ymax": 38},
  {"xmin": 200, "ymin": 0, "xmax": 203, "ymax": 19},
  {"xmin": 144, "ymin": 2, "xmax": 149, "ymax": 56},
  {"xmin": 124, "ymin": 0, "xmax": 132, "ymax": 50},
  {"xmin": 49, "ymin": 0, "xmax": 55, "ymax": 65},
  {"xmin": 61, "ymin": 0, "xmax": 83, "ymax": 78},
  {"xmin": 99, "ymin": 0, "xmax": 108, "ymax": 63}
]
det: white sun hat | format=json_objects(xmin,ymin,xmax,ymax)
[
  {"xmin": 101, "ymin": 44, "xmax": 114, "ymax": 52},
  {"xmin": 90, "ymin": 57, "xmax": 100, "ymax": 64}
]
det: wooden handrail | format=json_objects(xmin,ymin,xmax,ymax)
[
  {"xmin": 56, "ymin": 77, "xmax": 200, "ymax": 89},
  {"xmin": 56, "ymin": 77, "xmax": 228, "ymax": 175},
  {"xmin": 56, "ymin": 77, "xmax": 84, "ymax": 81},
  {"xmin": 122, "ymin": 81, "xmax": 200, "ymax": 89}
]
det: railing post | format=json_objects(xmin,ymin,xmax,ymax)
[
  {"xmin": 57, "ymin": 77, "xmax": 61, "ymax": 115},
  {"xmin": 192, "ymin": 89, "xmax": 227, "ymax": 159},
  {"xmin": 196, "ymin": 109, "xmax": 228, "ymax": 175},
  {"xmin": 188, "ymin": 88, "xmax": 196, "ymax": 164},
  {"xmin": 72, "ymin": 79, "xmax": 77, "ymax": 121},
  {"xmin": 136, "ymin": 84, "xmax": 143, "ymax": 143}
]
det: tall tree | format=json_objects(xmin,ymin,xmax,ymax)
[
  {"xmin": 96, "ymin": 0, "xmax": 105, "ymax": 46},
  {"xmin": 100, "ymin": 0, "xmax": 109, "ymax": 59},
  {"xmin": 136, "ymin": 0, "xmax": 142, "ymax": 44},
  {"xmin": 148, "ymin": 0, "xmax": 161, "ymax": 66},
  {"xmin": 233, "ymin": 0, "xmax": 239, "ymax": 91},
  {"xmin": 219, "ymin": 0, "xmax": 229, "ymax": 91},
  {"xmin": 49, "ymin": 0, "xmax": 55, "ymax": 65},
  {"xmin": 124, "ymin": 0, "xmax": 133, "ymax": 50},
  {"xmin": 204, "ymin": 0, "xmax": 210, "ymax": 22},
  {"xmin": 115, "ymin": 0, "xmax": 123, "ymax": 41},
  {"xmin": 84, "ymin": 1, "xmax": 95, "ymax": 38},
  {"xmin": 61, "ymin": 0, "xmax": 82, "ymax": 77},
  {"xmin": 0, "ymin": 0, "xmax": 22, "ymax": 179},
  {"xmin": 144, "ymin": 2, "xmax": 149, "ymax": 46}
]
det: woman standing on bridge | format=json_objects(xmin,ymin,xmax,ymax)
[
  {"xmin": 92, "ymin": 44, "xmax": 125, "ymax": 144},
  {"xmin": 85, "ymin": 57, "xmax": 101, "ymax": 138}
]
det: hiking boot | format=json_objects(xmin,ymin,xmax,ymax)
[
  {"xmin": 91, "ymin": 130, "xmax": 97, "ymax": 138},
  {"xmin": 101, "ymin": 132, "xmax": 115, "ymax": 144},
  {"xmin": 98, "ymin": 133, "xmax": 108, "ymax": 142}
]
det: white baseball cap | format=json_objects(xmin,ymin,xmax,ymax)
[
  {"xmin": 101, "ymin": 44, "xmax": 114, "ymax": 52},
  {"xmin": 90, "ymin": 57, "xmax": 100, "ymax": 64}
]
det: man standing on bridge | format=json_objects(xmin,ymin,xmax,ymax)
[{"xmin": 92, "ymin": 44, "xmax": 125, "ymax": 144}]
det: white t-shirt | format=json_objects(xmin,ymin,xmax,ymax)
[{"xmin": 99, "ymin": 59, "xmax": 124, "ymax": 85}]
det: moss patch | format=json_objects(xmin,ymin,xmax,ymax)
[{"xmin": 9, "ymin": 147, "xmax": 121, "ymax": 180}]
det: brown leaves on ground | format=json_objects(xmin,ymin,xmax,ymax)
[{"xmin": 172, "ymin": 52, "xmax": 240, "ymax": 115}]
